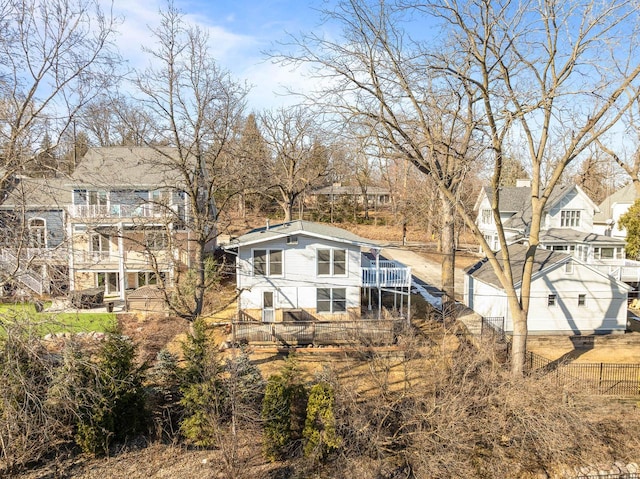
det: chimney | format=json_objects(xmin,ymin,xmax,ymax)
[
  {"xmin": 266, "ymin": 219, "xmax": 270, "ymax": 230},
  {"xmin": 516, "ymin": 179, "xmax": 531, "ymax": 187}
]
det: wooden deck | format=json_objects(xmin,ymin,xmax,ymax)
[{"xmin": 232, "ymin": 319, "xmax": 402, "ymax": 346}]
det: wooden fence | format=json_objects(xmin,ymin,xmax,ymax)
[
  {"xmin": 232, "ymin": 320, "xmax": 399, "ymax": 346},
  {"xmin": 526, "ymin": 351, "xmax": 640, "ymax": 396}
]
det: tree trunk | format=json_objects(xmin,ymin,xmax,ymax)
[{"xmin": 440, "ymin": 192, "xmax": 456, "ymax": 301}]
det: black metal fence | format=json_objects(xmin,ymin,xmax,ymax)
[
  {"xmin": 480, "ymin": 316, "xmax": 506, "ymax": 342},
  {"xmin": 526, "ymin": 351, "xmax": 640, "ymax": 396}
]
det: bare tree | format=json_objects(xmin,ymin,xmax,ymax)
[
  {"xmin": 277, "ymin": 0, "xmax": 640, "ymax": 374},
  {"xmin": 133, "ymin": 3, "xmax": 248, "ymax": 318},
  {"xmin": 0, "ymin": 0, "xmax": 119, "ymax": 194},
  {"xmin": 259, "ymin": 107, "xmax": 331, "ymax": 221}
]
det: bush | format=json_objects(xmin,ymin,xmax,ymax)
[
  {"xmin": 303, "ymin": 382, "xmax": 340, "ymax": 460},
  {"xmin": 74, "ymin": 334, "xmax": 148, "ymax": 454}
]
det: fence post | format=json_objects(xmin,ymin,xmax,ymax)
[{"xmin": 599, "ymin": 362, "xmax": 603, "ymax": 393}]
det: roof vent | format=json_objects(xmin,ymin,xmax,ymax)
[{"xmin": 266, "ymin": 219, "xmax": 270, "ymax": 230}]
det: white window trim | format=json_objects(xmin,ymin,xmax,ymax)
[
  {"xmin": 316, "ymin": 248, "xmax": 348, "ymax": 277},
  {"xmin": 252, "ymin": 248, "xmax": 284, "ymax": 277},
  {"xmin": 28, "ymin": 217, "xmax": 47, "ymax": 248},
  {"xmin": 316, "ymin": 287, "xmax": 347, "ymax": 314}
]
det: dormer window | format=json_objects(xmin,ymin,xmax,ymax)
[{"xmin": 560, "ymin": 210, "xmax": 580, "ymax": 227}]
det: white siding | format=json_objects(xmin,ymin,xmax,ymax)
[
  {"xmin": 465, "ymin": 261, "xmax": 628, "ymax": 335},
  {"xmin": 237, "ymin": 235, "xmax": 362, "ymax": 312},
  {"xmin": 546, "ymin": 188, "xmax": 594, "ymax": 232}
]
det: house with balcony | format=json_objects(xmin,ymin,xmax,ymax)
[
  {"xmin": 65, "ymin": 147, "xmax": 194, "ymax": 299},
  {"xmin": 474, "ymin": 181, "xmax": 639, "ymax": 282},
  {"xmin": 0, "ymin": 146, "xmax": 202, "ymax": 301},
  {"xmin": 224, "ymin": 220, "xmax": 411, "ymax": 345}
]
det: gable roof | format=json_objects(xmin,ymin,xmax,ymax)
[
  {"xmin": 593, "ymin": 183, "xmax": 638, "ymax": 224},
  {"xmin": 480, "ymin": 184, "xmax": 598, "ymax": 231},
  {"xmin": 465, "ymin": 244, "xmax": 630, "ymax": 291},
  {"xmin": 68, "ymin": 147, "xmax": 184, "ymax": 189},
  {"xmin": 0, "ymin": 177, "xmax": 69, "ymax": 208},
  {"xmin": 225, "ymin": 220, "xmax": 375, "ymax": 249},
  {"xmin": 465, "ymin": 244, "xmax": 570, "ymax": 289}
]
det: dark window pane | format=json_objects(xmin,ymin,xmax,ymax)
[
  {"xmin": 333, "ymin": 249, "xmax": 346, "ymax": 275},
  {"xmin": 254, "ymin": 250, "xmax": 267, "ymax": 275},
  {"xmin": 270, "ymin": 249, "xmax": 283, "ymax": 275},
  {"xmin": 317, "ymin": 249, "xmax": 331, "ymax": 275}
]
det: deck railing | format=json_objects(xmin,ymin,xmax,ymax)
[
  {"xmin": 233, "ymin": 319, "xmax": 400, "ymax": 346},
  {"xmin": 67, "ymin": 204, "xmax": 171, "ymax": 219},
  {"xmin": 361, "ymin": 266, "xmax": 411, "ymax": 287}
]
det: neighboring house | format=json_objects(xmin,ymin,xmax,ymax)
[
  {"xmin": 224, "ymin": 220, "xmax": 411, "ymax": 324},
  {"xmin": 475, "ymin": 181, "xmax": 628, "ymax": 268},
  {"xmin": 593, "ymin": 183, "xmax": 639, "ymax": 238},
  {"xmin": 308, "ymin": 183, "xmax": 392, "ymax": 208},
  {"xmin": 0, "ymin": 146, "xmax": 201, "ymax": 301},
  {"xmin": 0, "ymin": 177, "xmax": 70, "ymax": 295},
  {"xmin": 463, "ymin": 245, "xmax": 630, "ymax": 335},
  {"xmin": 65, "ymin": 147, "xmax": 195, "ymax": 299}
]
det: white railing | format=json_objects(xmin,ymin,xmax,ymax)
[
  {"xmin": 0, "ymin": 249, "xmax": 45, "ymax": 295},
  {"xmin": 590, "ymin": 259, "xmax": 640, "ymax": 282},
  {"xmin": 362, "ymin": 266, "xmax": 412, "ymax": 287},
  {"xmin": 68, "ymin": 203, "xmax": 170, "ymax": 219}
]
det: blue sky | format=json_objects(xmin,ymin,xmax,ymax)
[{"xmin": 111, "ymin": 0, "xmax": 326, "ymax": 111}]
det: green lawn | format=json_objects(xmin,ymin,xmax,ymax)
[{"xmin": 0, "ymin": 302, "xmax": 117, "ymax": 335}]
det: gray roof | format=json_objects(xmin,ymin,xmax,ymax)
[
  {"xmin": 482, "ymin": 185, "xmax": 531, "ymax": 213},
  {"xmin": 485, "ymin": 184, "xmax": 589, "ymax": 231},
  {"xmin": 539, "ymin": 228, "xmax": 626, "ymax": 245},
  {"xmin": 69, "ymin": 147, "xmax": 184, "ymax": 189},
  {"xmin": 593, "ymin": 183, "xmax": 638, "ymax": 223},
  {"xmin": 464, "ymin": 244, "xmax": 569, "ymax": 289},
  {"xmin": 1, "ymin": 177, "xmax": 70, "ymax": 208},
  {"xmin": 225, "ymin": 220, "xmax": 375, "ymax": 248}
]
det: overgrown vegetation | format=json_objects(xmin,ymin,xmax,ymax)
[{"xmin": 2, "ymin": 313, "xmax": 639, "ymax": 478}]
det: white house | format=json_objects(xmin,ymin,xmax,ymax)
[
  {"xmin": 463, "ymin": 245, "xmax": 631, "ymax": 335},
  {"xmin": 475, "ymin": 182, "xmax": 629, "ymax": 269},
  {"xmin": 224, "ymin": 220, "xmax": 411, "ymax": 323},
  {"xmin": 593, "ymin": 183, "xmax": 638, "ymax": 238}
]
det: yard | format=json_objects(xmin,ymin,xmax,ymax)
[{"xmin": 0, "ymin": 302, "xmax": 117, "ymax": 335}]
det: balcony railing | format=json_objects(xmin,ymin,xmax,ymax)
[
  {"xmin": 68, "ymin": 203, "xmax": 170, "ymax": 219},
  {"xmin": 361, "ymin": 257, "xmax": 411, "ymax": 287},
  {"xmin": 590, "ymin": 259, "xmax": 640, "ymax": 283}
]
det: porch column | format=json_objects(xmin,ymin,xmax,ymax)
[
  {"xmin": 118, "ymin": 222, "xmax": 126, "ymax": 300},
  {"xmin": 67, "ymin": 217, "xmax": 75, "ymax": 292}
]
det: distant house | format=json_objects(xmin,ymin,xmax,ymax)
[
  {"xmin": 593, "ymin": 183, "xmax": 639, "ymax": 239},
  {"xmin": 463, "ymin": 245, "xmax": 630, "ymax": 335},
  {"xmin": 308, "ymin": 183, "xmax": 391, "ymax": 208}
]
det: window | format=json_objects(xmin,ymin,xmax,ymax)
[
  {"xmin": 317, "ymin": 288, "xmax": 347, "ymax": 313},
  {"xmin": 28, "ymin": 218, "xmax": 46, "ymax": 248},
  {"xmin": 578, "ymin": 294, "xmax": 586, "ymax": 307},
  {"xmin": 317, "ymin": 248, "xmax": 347, "ymax": 276},
  {"xmin": 564, "ymin": 260, "xmax": 573, "ymax": 274},
  {"xmin": 481, "ymin": 209, "xmax": 493, "ymax": 225},
  {"xmin": 560, "ymin": 210, "xmax": 581, "ymax": 227},
  {"xmin": 547, "ymin": 294, "xmax": 557, "ymax": 307},
  {"xmin": 138, "ymin": 271, "xmax": 166, "ymax": 286},
  {"xmin": 286, "ymin": 235, "xmax": 298, "ymax": 245},
  {"xmin": 253, "ymin": 249, "xmax": 283, "ymax": 276},
  {"xmin": 145, "ymin": 231, "xmax": 169, "ymax": 249},
  {"xmin": 90, "ymin": 234, "xmax": 109, "ymax": 256},
  {"xmin": 88, "ymin": 191, "xmax": 107, "ymax": 206}
]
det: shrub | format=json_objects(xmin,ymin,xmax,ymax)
[{"xmin": 302, "ymin": 382, "xmax": 340, "ymax": 460}]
